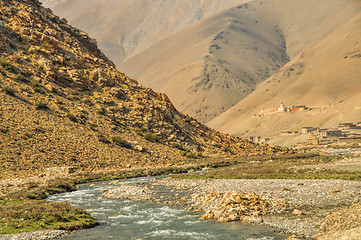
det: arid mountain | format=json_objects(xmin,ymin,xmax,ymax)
[
  {"xmin": 0, "ymin": 0, "xmax": 289, "ymax": 179},
  {"xmin": 119, "ymin": 2, "xmax": 290, "ymax": 122},
  {"xmin": 208, "ymin": 0, "xmax": 361, "ymax": 145},
  {"xmin": 15, "ymin": 0, "xmax": 360, "ymax": 149},
  {"xmin": 40, "ymin": 0, "xmax": 250, "ymax": 65}
]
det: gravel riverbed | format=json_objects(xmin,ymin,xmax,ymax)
[
  {"xmin": 0, "ymin": 230, "xmax": 70, "ymax": 240},
  {"xmin": 102, "ymin": 177, "xmax": 361, "ymax": 239}
]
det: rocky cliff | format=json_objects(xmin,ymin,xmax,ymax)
[{"xmin": 0, "ymin": 0, "xmax": 288, "ymax": 180}]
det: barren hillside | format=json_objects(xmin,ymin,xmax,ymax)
[
  {"xmin": 119, "ymin": 2, "xmax": 289, "ymax": 122},
  {"xmin": 41, "ymin": 0, "xmax": 249, "ymax": 65},
  {"xmin": 208, "ymin": 0, "xmax": 361, "ymax": 144}
]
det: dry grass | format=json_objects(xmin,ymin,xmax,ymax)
[{"xmin": 177, "ymin": 154, "xmax": 361, "ymax": 180}]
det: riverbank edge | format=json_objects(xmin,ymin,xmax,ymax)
[{"xmin": 0, "ymin": 158, "xmax": 250, "ymax": 239}]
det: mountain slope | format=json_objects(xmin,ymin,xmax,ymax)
[
  {"xmin": 0, "ymin": 0, "xmax": 289, "ymax": 179},
  {"xmin": 208, "ymin": 0, "xmax": 361, "ymax": 143},
  {"xmin": 41, "ymin": 0, "xmax": 250, "ymax": 65},
  {"xmin": 119, "ymin": 2, "xmax": 290, "ymax": 122}
]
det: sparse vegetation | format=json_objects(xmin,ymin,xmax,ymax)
[
  {"xmin": 112, "ymin": 136, "xmax": 132, "ymax": 149},
  {"xmin": 66, "ymin": 113, "xmax": 78, "ymax": 122},
  {"xmin": 88, "ymin": 123, "xmax": 98, "ymax": 131},
  {"xmin": 15, "ymin": 73, "xmax": 29, "ymax": 83},
  {"xmin": 97, "ymin": 134, "xmax": 111, "ymax": 144},
  {"xmin": 2, "ymin": 86, "xmax": 16, "ymax": 96},
  {"xmin": 0, "ymin": 59, "xmax": 19, "ymax": 74},
  {"xmin": 30, "ymin": 80, "xmax": 45, "ymax": 94},
  {"xmin": 177, "ymin": 154, "xmax": 361, "ymax": 180},
  {"xmin": 144, "ymin": 132, "xmax": 160, "ymax": 142},
  {"xmin": 35, "ymin": 100, "xmax": 48, "ymax": 109},
  {"xmin": 0, "ymin": 200, "xmax": 97, "ymax": 234},
  {"xmin": 181, "ymin": 151, "xmax": 203, "ymax": 159}
]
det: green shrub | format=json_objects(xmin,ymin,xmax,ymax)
[
  {"xmin": 112, "ymin": 136, "xmax": 132, "ymax": 149},
  {"xmin": 0, "ymin": 59, "xmax": 19, "ymax": 74},
  {"xmin": 30, "ymin": 80, "xmax": 45, "ymax": 94},
  {"xmin": 97, "ymin": 134, "xmax": 110, "ymax": 144},
  {"xmin": 66, "ymin": 113, "xmax": 78, "ymax": 122},
  {"xmin": 181, "ymin": 151, "xmax": 203, "ymax": 159},
  {"xmin": 35, "ymin": 100, "xmax": 47, "ymax": 109},
  {"xmin": 3, "ymin": 86, "xmax": 16, "ymax": 96},
  {"xmin": 16, "ymin": 73, "xmax": 29, "ymax": 83},
  {"xmin": 88, "ymin": 123, "xmax": 98, "ymax": 131},
  {"xmin": 144, "ymin": 132, "xmax": 160, "ymax": 142}
]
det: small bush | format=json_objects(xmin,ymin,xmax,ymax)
[
  {"xmin": 0, "ymin": 59, "xmax": 19, "ymax": 74},
  {"xmin": 97, "ymin": 134, "xmax": 110, "ymax": 144},
  {"xmin": 88, "ymin": 123, "xmax": 98, "ymax": 131},
  {"xmin": 35, "ymin": 100, "xmax": 47, "ymax": 109},
  {"xmin": 30, "ymin": 80, "xmax": 46, "ymax": 94},
  {"xmin": 66, "ymin": 113, "xmax": 78, "ymax": 122},
  {"xmin": 3, "ymin": 86, "xmax": 16, "ymax": 96},
  {"xmin": 16, "ymin": 73, "xmax": 29, "ymax": 83},
  {"xmin": 181, "ymin": 151, "xmax": 203, "ymax": 159},
  {"xmin": 173, "ymin": 144, "xmax": 186, "ymax": 151},
  {"xmin": 96, "ymin": 107, "xmax": 105, "ymax": 115},
  {"xmin": 144, "ymin": 132, "xmax": 160, "ymax": 143},
  {"xmin": 112, "ymin": 136, "xmax": 132, "ymax": 149}
]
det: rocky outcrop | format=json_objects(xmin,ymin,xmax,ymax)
[{"xmin": 192, "ymin": 191, "xmax": 291, "ymax": 223}]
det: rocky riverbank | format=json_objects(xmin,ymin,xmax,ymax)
[
  {"xmin": 0, "ymin": 230, "xmax": 70, "ymax": 240},
  {"xmin": 102, "ymin": 177, "xmax": 361, "ymax": 239}
]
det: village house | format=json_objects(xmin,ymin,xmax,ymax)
[
  {"xmin": 248, "ymin": 136, "xmax": 270, "ymax": 144},
  {"xmin": 302, "ymin": 127, "xmax": 315, "ymax": 134},
  {"xmin": 338, "ymin": 123, "xmax": 359, "ymax": 130},
  {"xmin": 320, "ymin": 130, "xmax": 343, "ymax": 138}
]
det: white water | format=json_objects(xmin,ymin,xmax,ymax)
[{"xmin": 48, "ymin": 177, "xmax": 287, "ymax": 240}]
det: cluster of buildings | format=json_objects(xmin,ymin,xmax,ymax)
[
  {"xmin": 302, "ymin": 122, "xmax": 361, "ymax": 146},
  {"xmin": 258, "ymin": 103, "xmax": 310, "ymax": 116}
]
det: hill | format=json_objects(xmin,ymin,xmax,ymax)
[
  {"xmin": 119, "ymin": 2, "xmax": 289, "ymax": 122},
  {"xmin": 0, "ymin": 0, "xmax": 289, "ymax": 180},
  {"xmin": 40, "ymin": 0, "xmax": 249, "ymax": 66},
  {"xmin": 208, "ymin": 0, "xmax": 361, "ymax": 145},
  {"xmin": 41, "ymin": 0, "xmax": 361, "ymax": 131}
]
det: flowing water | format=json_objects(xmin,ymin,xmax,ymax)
[{"xmin": 48, "ymin": 176, "xmax": 287, "ymax": 240}]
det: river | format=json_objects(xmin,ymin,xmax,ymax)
[{"xmin": 48, "ymin": 176, "xmax": 288, "ymax": 240}]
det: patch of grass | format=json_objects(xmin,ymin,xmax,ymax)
[
  {"xmin": 177, "ymin": 154, "xmax": 359, "ymax": 180},
  {"xmin": 181, "ymin": 151, "xmax": 203, "ymax": 159},
  {"xmin": 97, "ymin": 134, "xmax": 110, "ymax": 144},
  {"xmin": 15, "ymin": 74, "xmax": 29, "ymax": 83},
  {"xmin": 88, "ymin": 123, "xmax": 98, "ymax": 131},
  {"xmin": 144, "ymin": 132, "xmax": 160, "ymax": 143},
  {"xmin": 0, "ymin": 200, "xmax": 97, "ymax": 234},
  {"xmin": 112, "ymin": 136, "xmax": 132, "ymax": 149},
  {"xmin": 172, "ymin": 144, "xmax": 186, "ymax": 151},
  {"xmin": 2, "ymin": 86, "xmax": 16, "ymax": 96},
  {"xmin": 30, "ymin": 80, "xmax": 46, "ymax": 94},
  {"xmin": 0, "ymin": 59, "xmax": 19, "ymax": 74},
  {"xmin": 35, "ymin": 100, "xmax": 48, "ymax": 109},
  {"xmin": 66, "ymin": 113, "xmax": 78, "ymax": 123}
]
